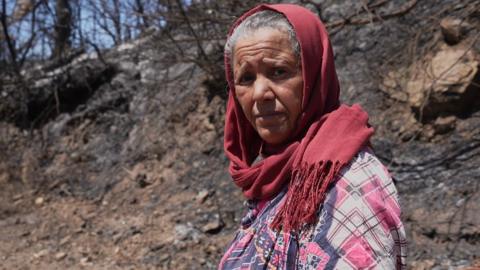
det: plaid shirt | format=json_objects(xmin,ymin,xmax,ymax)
[{"xmin": 219, "ymin": 149, "xmax": 407, "ymax": 269}]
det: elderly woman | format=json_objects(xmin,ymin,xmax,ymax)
[{"xmin": 219, "ymin": 4, "xmax": 406, "ymax": 270}]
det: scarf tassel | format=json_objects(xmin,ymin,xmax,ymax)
[{"xmin": 271, "ymin": 160, "xmax": 343, "ymax": 232}]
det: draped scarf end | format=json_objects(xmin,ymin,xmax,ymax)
[{"xmin": 270, "ymin": 160, "xmax": 343, "ymax": 232}]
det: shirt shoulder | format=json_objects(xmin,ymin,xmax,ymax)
[
  {"xmin": 299, "ymin": 147, "xmax": 407, "ymax": 269},
  {"xmin": 337, "ymin": 147, "xmax": 393, "ymax": 189}
]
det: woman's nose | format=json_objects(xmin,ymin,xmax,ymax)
[{"xmin": 252, "ymin": 76, "xmax": 274, "ymax": 101}]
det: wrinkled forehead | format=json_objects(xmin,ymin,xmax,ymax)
[
  {"xmin": 233, "ymin": 29, "xmax": 296, "ymax": 63},
  {"xmin": 226, "ymin": 8, "xmax": 302, "ymax": 77}
]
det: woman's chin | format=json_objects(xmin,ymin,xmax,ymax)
[{"xmin": 257, "ymin": 127, "xmax": 291, "ymax": 145}]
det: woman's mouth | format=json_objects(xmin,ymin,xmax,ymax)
[{"xmin": 255, "ymin": 112, "xmax": 286, "ymax": 127}]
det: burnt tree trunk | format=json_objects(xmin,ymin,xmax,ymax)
[{"xmin": 53, "ymin": 0, "xmax": 71, "ymax": 59}]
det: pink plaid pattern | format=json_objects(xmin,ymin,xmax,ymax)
[{"xmin": 219, "ymin": 148, "xmax": 407, "ymax": 269}]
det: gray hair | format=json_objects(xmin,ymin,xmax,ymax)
[{"xmin": 225, "ymin": 10, "xmax": 300, "ymax": 67}]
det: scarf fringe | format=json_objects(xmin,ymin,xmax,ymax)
[{"xmin": 271, "ymin": 160, "xmax": 343, "ymax": 232}]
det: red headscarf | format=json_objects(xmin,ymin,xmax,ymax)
[{"xmin": 224, "ymin": 4, "xmax": 374, "ymax": 231}]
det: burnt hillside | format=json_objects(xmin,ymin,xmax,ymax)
[{"xmin": 0, "ymin": 0, "xmax": 479, "ymax": 269}]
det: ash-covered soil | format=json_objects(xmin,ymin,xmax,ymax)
[{"xmin": 1, "ymin": 1, "xmax": 479, "ymax": 269}]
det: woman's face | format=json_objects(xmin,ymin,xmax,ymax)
[{"xmin": 233, "ymin": 28, "xmax": 303, "ymax": 145}]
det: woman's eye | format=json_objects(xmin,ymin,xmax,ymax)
[
  {"xmin": 237, "ymin": 73, "xmax": 255, "ymax": 85},
  {"xmin": 272, "ymin": 68, "xmax": 287, "ymax": 78}
]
